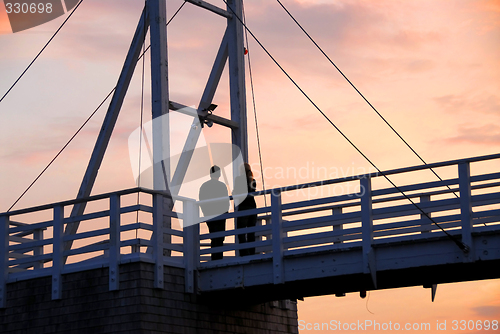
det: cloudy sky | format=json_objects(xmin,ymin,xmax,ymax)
[{"xmin": 1, "ymin": 0, "xmax": 499, "ymax": 332}]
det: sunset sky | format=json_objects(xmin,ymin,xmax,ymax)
[{"xmin": 0, "ymin": 0, "xmax": 499, "ymax": 332}]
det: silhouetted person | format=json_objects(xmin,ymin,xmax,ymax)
[
  {"xmin": 234, "ymin": 163, "xmax": 257, "ymax": 256},
  {"xmin": 199, "ymin": 166, "xmax": 229, "ymax": 260}
]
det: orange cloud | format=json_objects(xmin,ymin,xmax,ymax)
[
  {"xmin": 0, "ymin": 1, "xmax": 12, "ymax": 34},
  {"xmin": 434, "ymin": 93, "xmax": 500, "ymax": 115}
]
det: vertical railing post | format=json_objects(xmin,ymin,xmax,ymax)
[
  {"xmin": 332, "ymin": 207, "xmax": 343, "ymax": 244},
  {"xmin": 183, "ymin": 199, "xmax": 200, "ymax": 293},
  {"xmin": 271, "ymin": 190, "xmax": 284, "ymax": 284},
  {"xmin": 459, "ymin": 162, "xmax": 474, "ymax": 261},
  {"xmin": 153, "ymin": 193, "xmax": 164, "ymax": 289},
  {"xmin": 109, "ymin": 194, "xmax": 120, "ymax": 291},
  {"xmin": 264, "ymin": 217, "xmax": 272, "ymax": 243},
  {"xmin": 360, "ymin": 177, "xmax": 376, "ymax": 288},
  {"xmin": 33, "ymin": 228, "xmax": 44, "ymax": 269},
  {"xmin": 0, "ymin": 215, "xmax": 8, "ymax": 308},
  {"xmin": 420, "ymin": 195, "xmax": 432, "ymax": 234},
  {"xmin": 52, "ymin": 205, "xmax": 63, "ymax": 300}
]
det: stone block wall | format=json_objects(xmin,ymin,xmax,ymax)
[{"xmin": 0, "ymin": 262, "xmax": 298, "ymax": 333}]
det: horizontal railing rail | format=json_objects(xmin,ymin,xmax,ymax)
[
  {"xmin": 0, "ymin": 188, "xmax": 185, "ymax": 307},
  {"xmin": 1, "ymin": 153, "xmax": 499, "ymax": 304},
  {"xmin": 197, "ymin": 153, "xmax": 500, "ymax": 281}
]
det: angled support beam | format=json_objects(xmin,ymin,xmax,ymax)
[
  {"xmin": 170, "ymin": 30, "xmax": 230, "ymax": 192},
  {"xmin": 198, "ymin": 28, "xmax": 229, "ymax": 111},
  {"xmin": 185, "ymin": 0, "xmax": 232, "ymax": 19},
  {"xmin": 64, "ymin": 7, "xmax": 150, "ymax": 252}
]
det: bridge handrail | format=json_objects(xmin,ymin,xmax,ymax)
[
  {"xmin": 1, "ymin": 153, "xmax": 499, "ymax": 304},
  {"xmin": 1, "ymin": 187, "xmax": 177, "ymax": 217},
  {"xmin": 197, "ymin": 153, "xmax": 500, "ymax": 273},
  {"xmin": 250, "ymin": 152, "xmax": 500, "ymax": 196},
  {"xmin": 194, "ymin": 153, "xmax": 500, "ymax": 207},
  {"xmin": 0, "ymin": 188, "xmax": 186, "ymax": 307}
]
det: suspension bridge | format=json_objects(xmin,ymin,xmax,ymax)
[{"xmin": 1, "ymin": 0, "xmax": 499, "ymax": 333}]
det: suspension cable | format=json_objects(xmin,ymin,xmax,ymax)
[
  {"xmin": 7, "ymin": 1, "xmax": 187, "ymax": 212},
  {"xmin": 242, "ymin": 2, "xmax": 267, "ymax": 207},
  {"xmin": 223, "ymin": 0, "xmax": 469, "ymax": 253},
  {"xmin": 275, "ymin": 0, "xmax": 460, "ymax": 200},
  {"xmin": 0, "ymin": 0, "xmax": 84, "ymax": 104},
  {"xmin": 7, "ymin": 88, "xmax": 115, "ymax": 212}
]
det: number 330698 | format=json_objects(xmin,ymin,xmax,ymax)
[{"xmin": 5, "ymin": 3, "xmax": 53, "ymax": 14}]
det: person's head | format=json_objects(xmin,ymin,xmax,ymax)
[
  {"xmin": 209, "ymin": 165, "xmax": 221, "ymax": 179},
  {"xmin": 244, "ymin": 163, "xmax": 253, "ymax": 180}
]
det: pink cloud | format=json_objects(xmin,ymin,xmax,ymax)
[
  {"xmin": 434, "ymin": 93, "xmax": 500, "ymax": 115},
  {"xmin": 446, "ymin": 124, "xmax": 500, "ymax": 145}
]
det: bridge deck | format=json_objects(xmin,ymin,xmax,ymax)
[{"xmin": 1, "ymin": 153, "xmax": 499, "ymax": 307}]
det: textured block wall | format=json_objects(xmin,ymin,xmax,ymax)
[{"xmin": 0, "ymin": 262, "xmax": 298, "ymax": 333}]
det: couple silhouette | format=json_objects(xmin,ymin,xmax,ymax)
[{"xmin": 198, "ymin": 164, "xmax": 257, "ymax": 260}]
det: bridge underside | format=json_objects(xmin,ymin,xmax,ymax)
[{"xmin": 198, "ymin": 231, "xmax": 500, "ymax": 305}]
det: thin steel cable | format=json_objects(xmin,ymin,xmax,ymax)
[
  {"xmin": 7, "ymin": 1, "xmax": 187, "ymax": 212},
  {"xmin": 0, "ymin": 0, "xmax": 84, "ymax": 104},
  {"xmin": 7, "ymin": 88, "xmax": 115, "ymax": 212},
  {"xmin": 242, "ymin": 2, "xmax": 267, "ymax": 207},
  {"xmin": 275, "ymin": 0, "xmax": 460, "ymax": 200},
  {"xmin": 222, "ymin": 0, "xmax": 469, "ymax": 253},
  {"xmin": 275, "ymin": 0, "xmax": 487, "ymax": 227}
]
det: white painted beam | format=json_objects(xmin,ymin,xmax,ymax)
[
  {"xmin": 361, "ymin": 177, "xmax": 376, "ymax": 288},
  {"xmin": 149, "ymin": 0, "xmax": 170, "ymax": 191},
  {"xmin": 185, "ymin": 0, "xmax": 232, "ymax": 19},
  {"xmin": 108, "ymin": 194, "xmax": 120, "ymax": 291},
  {"xmin": 226, "ymin": 0, "xmax": 248, "ymax": 163},
  {"xmin": 183, "ymin": 200, "xmax": 200, "ymax": 293},
  {"xmin": 169, "ymin": 101, "xmax": 239, "ymax": 130},
  {"xmin": 52, "ymin": 205, "xmax": 63, "ymax": 300},
  {"xmin": 152, "ymin": 194, "xmax": 164, "ymax": 289},
  {"xmin": 272, "ymin": 191, "xmax": 284, "ymax": 284},
  {"xmin": 64, "ymin": 7, "xmax": 150, "ymax": 253},
  {"xmin": 459, "ymin": 162, "xmax": 474, "ymax": 261}
]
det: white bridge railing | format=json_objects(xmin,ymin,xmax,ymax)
[
  {"xmin": 1, "ymin": 154, "xmax": 500, "ymax": 306},
  {"xmin": 0, "ymin": 188, "xmax": 184, "ymax": 308},
  {"xmin": 189, "ymin": 153, "xmax": 500, "ymax": 287}
]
